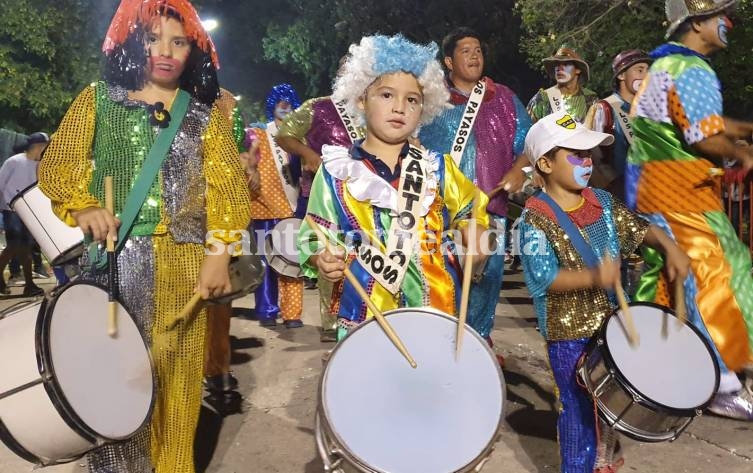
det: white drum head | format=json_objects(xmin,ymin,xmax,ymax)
[
  {"xmin": 605, "ymin": 304, "xmax": 718, "ymax": 410},
  {"xmin": 269, "ymin": 218, "xmax": 301, "ymax": 263},
  {"xmin": 45, "ymin": 283, "xmax": 154, "ymax": 440},
  {"xmin": 321, "ymin": 308, "xmax": 505, "ymax": 473}
]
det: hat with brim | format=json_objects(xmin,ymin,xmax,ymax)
[
  {"xmin": 525, "ymin": 112, "xmax": 614, "ymax": 166},
  {"xmin": 611, "ymin": 49, "xmax": 652, "ymax": 89},
  {"xmin": 542, "ymin": 47, "xmax": 590, "ymax": 84},
  {"xmin": 665, "ymin": 0, "xmax": 737, "ymax": 39}
]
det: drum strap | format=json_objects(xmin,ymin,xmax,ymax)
[
  {"xmin": 534, "ymin": 190, "xmax": 600, "ymax": 268},
  {"xmin": 88, "ymin": 90, "xmax": 191, "ymax": 270}
]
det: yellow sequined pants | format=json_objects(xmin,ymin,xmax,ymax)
[{"xmin": 149, "ymin": 234, "xmax": 207, "ymax": 473}]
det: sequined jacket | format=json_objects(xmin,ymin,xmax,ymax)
[
  {"xmin": 39, "ymin": 81, "xmax": 250, "ymax": 245},
  {"xmin": 518, "ymin": 188, "xmax": 649, "ymax": 341}
]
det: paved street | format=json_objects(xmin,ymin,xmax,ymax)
[{"xmin": 1, "ymin": 269, "xmax": 751, "ymax": 472}]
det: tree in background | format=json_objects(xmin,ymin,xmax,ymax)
[
  {"xmin": 516, "ymin": 0, "xmax": 753, "ymax": 118},
  {"xmin": 0, "ymin": 0, "xmax": 108, "ymax": 132}
]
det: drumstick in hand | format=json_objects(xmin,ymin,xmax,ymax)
[
  {"xmin": 675, "ymin": 279, "xmax": 687, "ymax": 325},
  {"xmin": 614, "ymin": 282, "xmax": 639, "ymax": 346},
  {"xmin": 105, "ymin": 176, "xmax": 118, "ymax": 338},
  {"xmin": 167, "ymin": 292, "xmax": 203, "ymax": 331},
  {"xmin": 457, "ymin": 189, "xmax": 481, "ymax": 358},
  {"xmin": 305, "ymin": 216, "xmax": 417, "ymax": 368}
]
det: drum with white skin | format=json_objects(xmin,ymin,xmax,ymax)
[
  {"xmin": 264, "ymin": 217, "xmax": 304, "ymax": 278},
  {"xmin": 316, "ymin": 308, "xmax": 506, "ymax": 472},
  {"xmin": 578, "ymin": 302, "xmax": 719, "ymax": 442},
  {"xmin": 0, "ymin": 282, "xmax": 154, "ymax": 465}
]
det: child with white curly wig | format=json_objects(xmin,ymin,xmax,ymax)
[{"xmin": 298, "ymin": 34, "xmax": 490, "ymax": 341}]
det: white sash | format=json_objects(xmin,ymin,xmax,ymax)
[
  {"xmin": 353, "ymin": 145, "xmax": 429, "ymax": 294},
  {"xmin": 604, "ymin": 94, "xmax": 634, "ymax": 145},
  {"xmin": 332, "ymin": 99, "xmax": 363, "ymax": 143},
  {"xmin": 449, "ymin": 80, "xmax": 486, "ymax": 165},
  {"xmin": 265, "ymin": 121, "xmax": 299, "ymax": 213},
  {"xmin": 546, "ymin": 85, "xmax": 564, "ymax": 114}
]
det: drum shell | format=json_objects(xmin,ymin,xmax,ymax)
[
  {"xmin": 263, "ymin": 217, "xmax": 304, "ymax": 279},
  {"xmin": 10, "ymin": 183, "xmax": 85, "ymax": 265},
  {"xmin": 264, "ymin": 237, "xmax": 303, "ymax": 279},
  {"xmin": 316, "ymin": 308, "xmax": 504, "ymax": 473},
  {"xmin": 0, "ymin": 301, "xmax": 93, "ymax": 465},
  {"xmin": 577, "ymin": 302, "xmax": 719, "ymax": 443},
  {"xmin": 0, "ymin": 282, "xmax": 155, "ymax": 465}
]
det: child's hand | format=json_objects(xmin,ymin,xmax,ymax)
[
  {"xmin": 591, "ymin": 256, "xmax": 620, "ymax": 289},
  {"xmin": 316, "ymin": 246, "xmax": 346, "ymax": 282},
  {"xmin": 664, "ymin": 247, "xmax": 691, "ymax": 283},
  {"xmin": 72, "ymin": 206, "xmax": 120, "ymax": 242},
  {"xmin": 196, "ymin": 253, "xmax": 233, "ymax": 300}
]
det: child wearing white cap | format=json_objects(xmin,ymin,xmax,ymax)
[{"xmin": 518, "ymin": 112, "xmax": 690, "ymax": 472}]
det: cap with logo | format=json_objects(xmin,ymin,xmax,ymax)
[{"xmin": 524, "ymin": 112, "xmax": 614, "ymax": 165}]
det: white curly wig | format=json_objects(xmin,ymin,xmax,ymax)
[{"xmin": 332, "ymin": 34, "xmax": 450, "ymax": 128}]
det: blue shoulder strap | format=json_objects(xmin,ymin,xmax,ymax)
[{"xmin": 534, "ymin": 190, "xmax": 600, "ymax": 268}]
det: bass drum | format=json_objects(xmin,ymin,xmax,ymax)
[
  {"xmin": 316, "ymin": 308, "xmax": 505, "ymax": 472},
  {"xmin": 0, "ymin": 282, "xmax": 154, "ymax": 465}
]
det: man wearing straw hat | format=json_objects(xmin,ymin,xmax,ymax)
[
  {"xmin": 627, "ymin": 0, "xmax": 753, "ymax": 420},
  {"xmin": 585, "ymin": 49, "xmax": 652, "ymax": 199},
  {"xmin": 527, "ymin": 46, "xmax": 599, "ymax": 124}
]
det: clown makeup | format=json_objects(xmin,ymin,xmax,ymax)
[
  {"xmin": 274, "ymin": 102, "xmax": 292, "ymax": 120},
  {"xmin": 718, "ymin": 16, "xmax": 733, "ymax": 46},
  {"xmin": 631, "ymin": 79, "xmax": 644, "ymax": 93},
  {"xmin": 555, "ymin": 64, "xmax": 575, "ymax": 84},
  {"xmin": 145, "ymin": 16, "xmax": 191, "ymax": 89},
  {"xmin": 566, "ymin": 153, "xmax": 593, "ymax": 187}
]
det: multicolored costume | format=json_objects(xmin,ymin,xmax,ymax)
[
  {"xmin": 277, "ymin": 96, "xmax": 365, "ymax": 335},
  {"xmin": 38, "ymin": 2, "xmax": 250, "ymax": 472},
  {"xmin": 627, "ymin": 42, "xmax": 753, "ymax": 375},
  {"xmin": 420, "ymin": 76, "xmax": 531, "ymax": 338},
  {"xmin": 248, "ymin": 84, "xmax": 304, "ymax": 326},
  {"xmin": 527, "ymin": 47, "xmax": 599, "ymax": 124},
  {"xmin": 299, "ymin": 142, "xmax": 488, "ymax": 332},
  {"xmin": 519, "ymin": 187, "xmax": 649, "ymax": 472}
]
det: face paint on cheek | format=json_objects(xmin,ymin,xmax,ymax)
[
  {"xmin": 566, "ymin": 154, "xmax": 592, "ymax": 187},
  {"xmin": 718, "ymin": 17, "xmax": 732, "ymax": 45},
  {"xmin": 631, "ymin": 79, "xmax": 643, "ymax": 93},
  {"xmin": 274, "ymin": 106, "xmax": 292, "ymax": 119},
  {"xmin": 556, "ymin": 64, "xmax": 575, "ymax": 84}
]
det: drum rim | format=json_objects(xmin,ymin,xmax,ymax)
[
  {"xmin": 318, "ymin": 307, "xmax": 506, "ymax": 473},
  {"xmin": 36, "ymin": 280, "xmax": 156, "ymax": 441},
  {"xmin": 8, "ymin": 181, "xmax": 39, "ymax": 208},
  {"xmin": 0, "ymin": 416, "xmax": 84, "ymax": 466},
  {"xmin": 593, "ymin": 301, "xmax": 720, "ymax": 414},
  {"xmin": 264, "ymin": 234, "xmax": 301, "ymax": 268}
]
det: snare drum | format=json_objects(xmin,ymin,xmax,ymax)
[
  {"xmin": 577, "ymin": 303, "xmax": 719, "ymax": 442},
  {"xmin": 316, "ymin": 308, "xmax": 506, "ymax": 472},
  {"xmin": 10, "ymin": 183, "xmax": 85, "ymax": 265},
  {"xmin": 264, "ymin": 217, "xmax": 303, "ymax": 279},
  {"xmin": 0, "ymin": 282, "xmax": 154, "ymax": 465}
]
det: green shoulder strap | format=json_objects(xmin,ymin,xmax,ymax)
[{"xmin": 90, "ymin": 89, "xmax": 191, "ymax": 269}]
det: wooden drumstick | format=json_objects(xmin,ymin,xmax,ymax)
[
  {"xmin": 614, "ymin": 282, "xmax": 639, "ymax": 346},
  {"xmin": 675, "ymin": 279, "xmax": 687, "ymax": 325},
  {"xmin": 305, "ymin": 216, "xmax": 417, "ymax": 368},
  {"xmin": 167, "ymin": 292, "xmax": 203, "ymax": 331},
  {"xmin": 456, "ymin": 189, "xmax": 481, "ymax": 358},
  {"xmin": 105, "ymin": 176, "xmax": 118, "ymax": 338}
]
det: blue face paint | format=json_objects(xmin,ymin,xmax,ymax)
[
  {"xmin": 567, "ymin": 154, "xmax": 592, "ymax": 187},
  {"xmin": 718, "ymin": 17, "xmax": 731, "ymax": 46}
]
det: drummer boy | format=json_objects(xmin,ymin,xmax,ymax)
[
  {"xmin": 298, "ymin": 34, "xmax": 489, "ymax": 341},
  {"xmin": 518, "ymin": 111, "xmax": 690, "ymax": 472}
]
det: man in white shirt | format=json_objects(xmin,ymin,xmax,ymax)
[{"xmin": 0, "ymin": 132, "xmax": 49, "ymax": 296}]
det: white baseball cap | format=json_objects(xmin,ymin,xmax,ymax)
[{"xmin": 524, "ymin": 112, "xmax": 614, "ymax": 166}]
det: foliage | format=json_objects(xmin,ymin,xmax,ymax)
[
  {"xmin": 0, "ymin": 0, "xmax": 104, "ymax": 132},
  {"xmin": 516, "ymin": 0, "xmax": 753, "ymax": 118}
]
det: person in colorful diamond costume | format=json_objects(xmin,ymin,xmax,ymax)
[
  {"xmin": 246, "ymin": 84, "xmax": 305, "ymax": 329},
  {"xmin": 519, "ymin": 112, "xmax": 690, "ymax": 473},
  {"xmin": 38, "ymin": 1, "xmax": 251, "ymax": 471},
  {"xmin": 627, "ymin": 0, "xmax": 753, "ymax": 420},
  {"xmin": 298, "ymin": 34, "xmax": 489, "ymax": 341},
  {"xmin": 419, "ymin": 27, "xmax": 532, "ymax": 346}
]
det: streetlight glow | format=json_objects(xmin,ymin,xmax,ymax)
[{"xmin": 202, "ymin": 18, "xmax": 219, "ymax": 32}]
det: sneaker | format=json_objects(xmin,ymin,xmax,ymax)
[
  {"xmin": 259, "ymin": 317, "xmax": 277, "ymax": 328},
  {"xmin": 204, "ymin": 373, "xmax": 239, "ymax": 393},
  {"xmin": 22, "ymin": 284, "xmax": 44, "ymax": 297},
  {"xmin": 284, "ymin": 319, "xmax": 303, "ymax": 329},
  {"xmin": 706, "ymin": 386, "xmax": 753, "ymax": 421}
]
